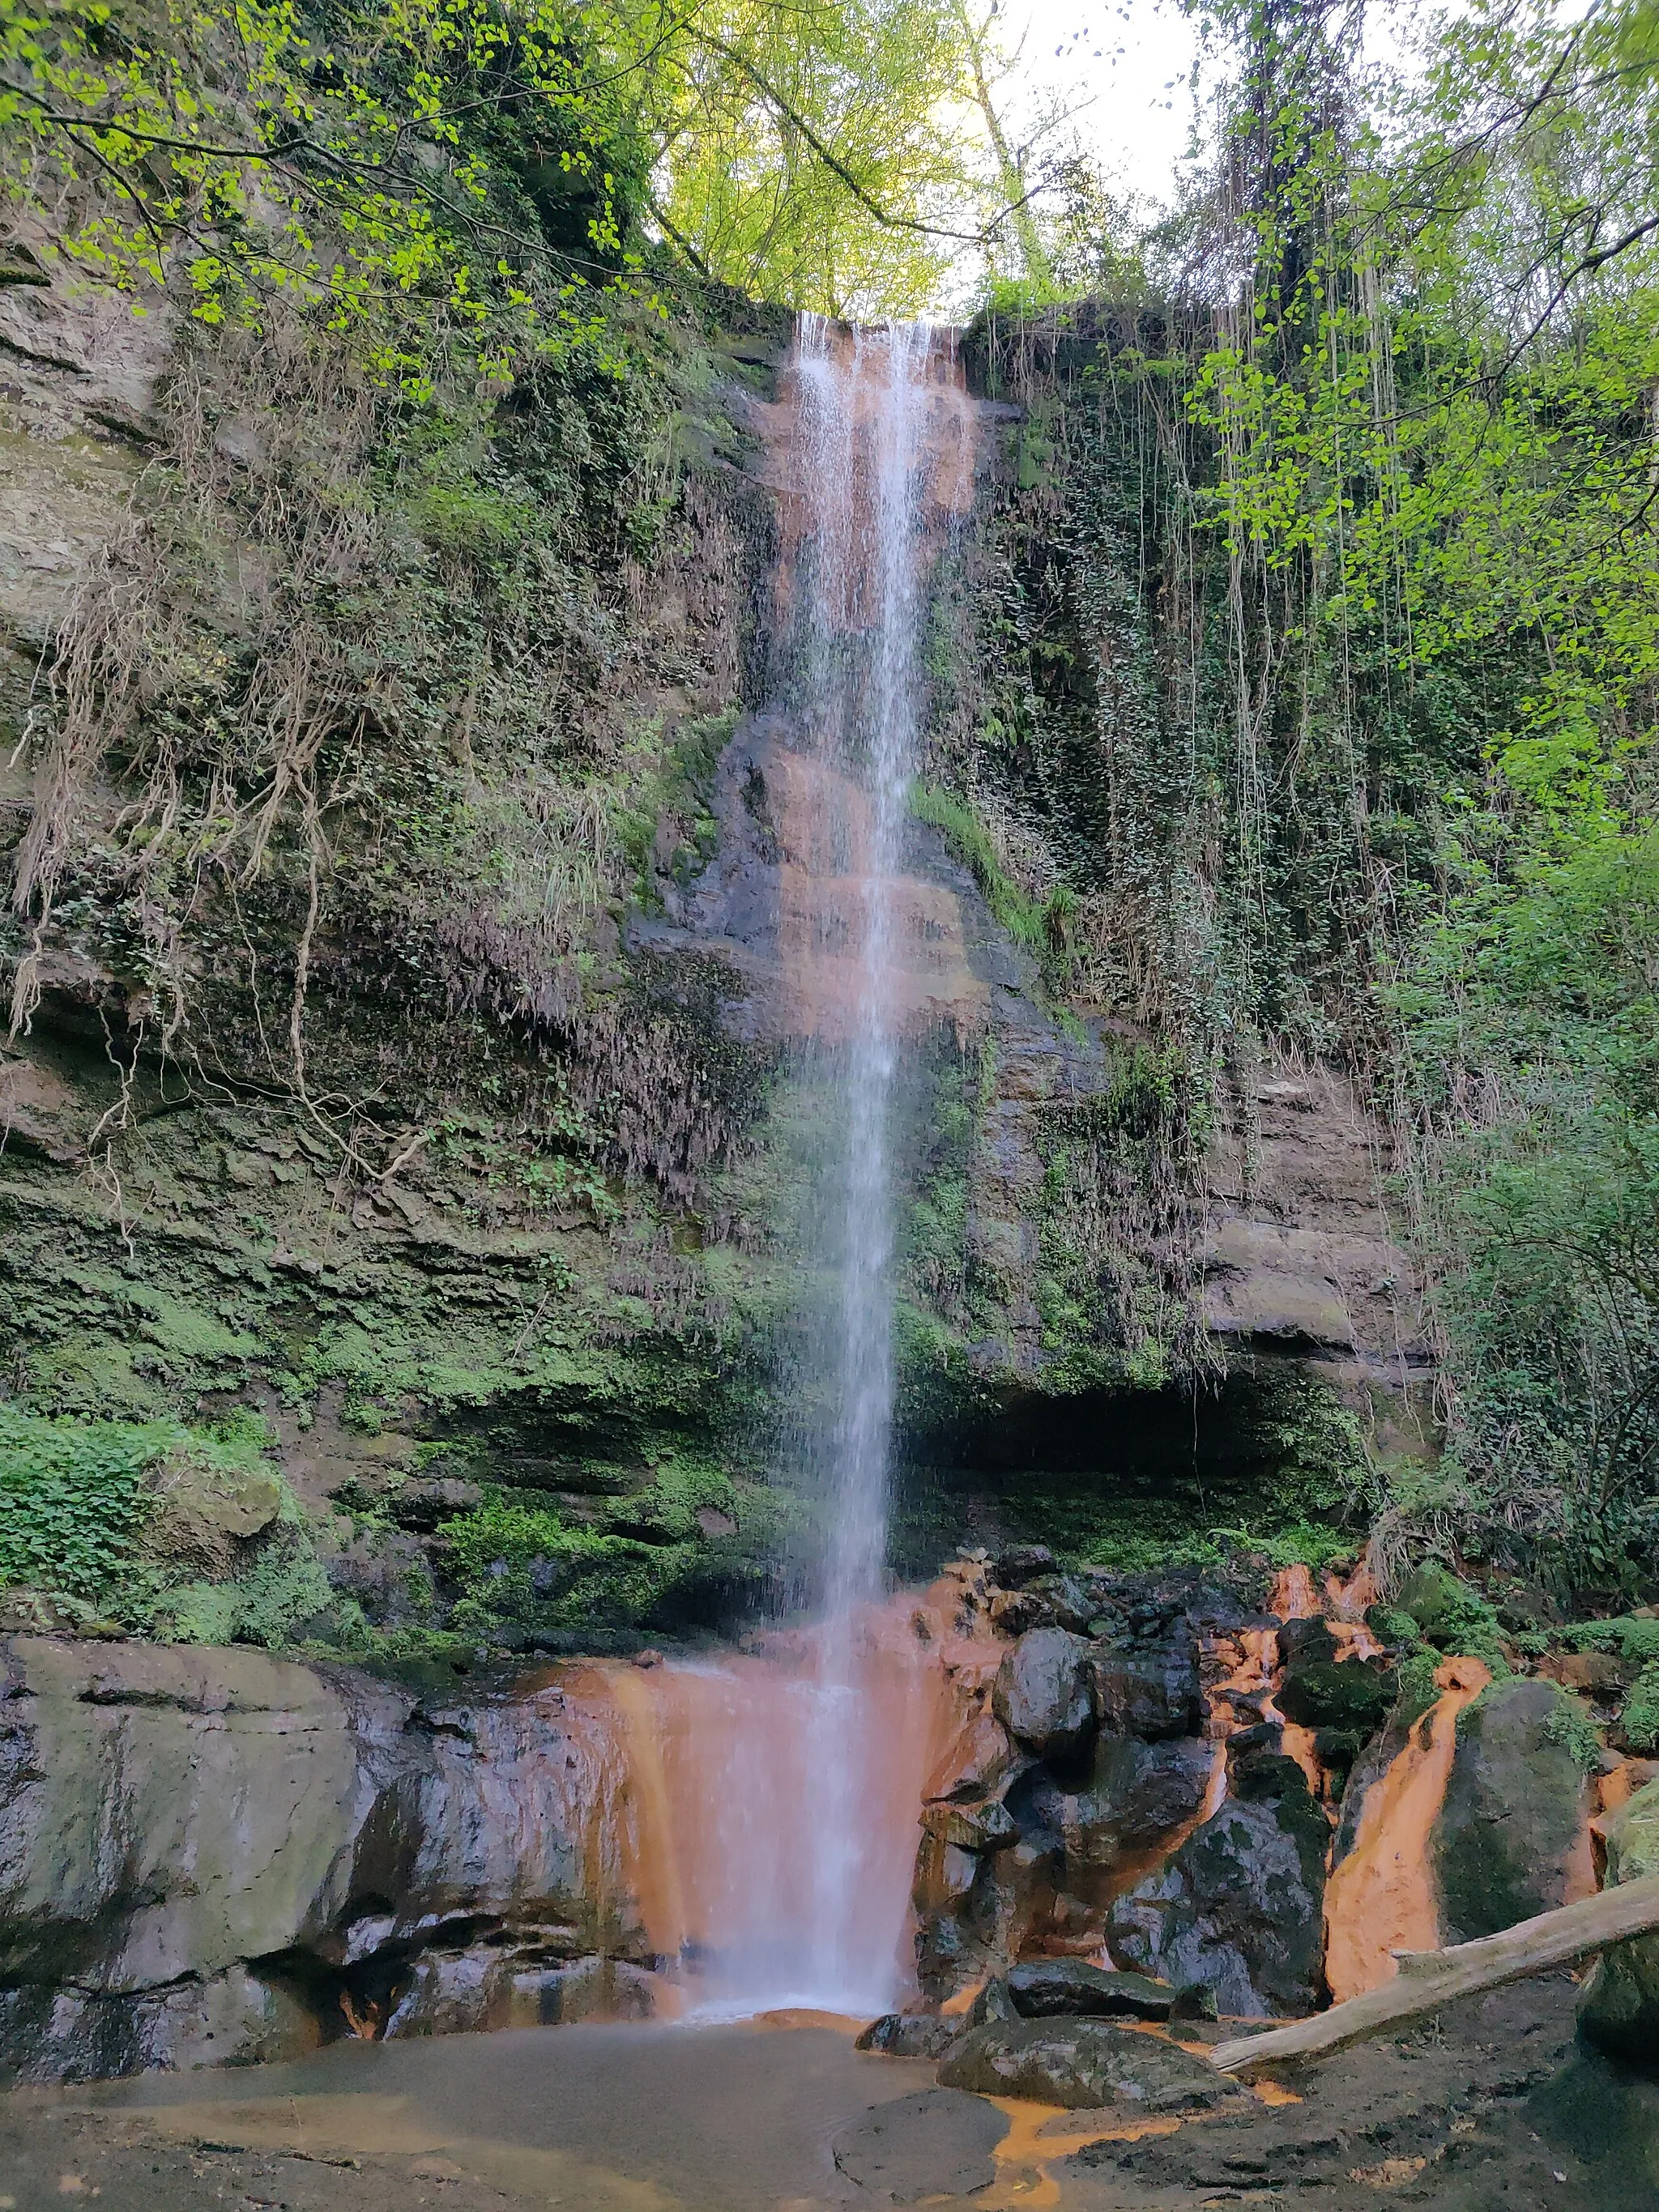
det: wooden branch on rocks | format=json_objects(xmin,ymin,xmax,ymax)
[{"xmin": 1210, "ymin": 1873, "xmax": 1659, "ymax": 2074}]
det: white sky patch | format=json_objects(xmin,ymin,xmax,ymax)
[{"xmin": 1005, "ymin": 0, "xmax": 1204, "ymax": 207}]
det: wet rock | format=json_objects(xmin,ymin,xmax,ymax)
[
  {"xmin": 1577, "ymin": 1777, "xmax": 1659, "ymax": 2064},
  {"xmin": 937, "ymin": 2015, "xmax": 1239, "ymax": 2112},
  {"xmin": 923, "ymin": 1707, "xmax": 1024, "ymax": 1805},
  {"xmin": 1431, "ymin": 1678, "xmax": 1594, "ymax": 1943},
  {"xmin": 993, "ymin": 1629, "xmax": 1095, "ymax": 1759},
  {"xmin": 1275, "ymin": 1646, "xmax": 1397, "ymax": 1735},
  {"xmin": 832, "ymin": 2087, "xmax": 1007, "ymax": 2203},
  {"xmin": 912, "ymin": 1834, "xmax": 980, "ymax": 1911},
  {"xmin": 384, "ymin": 1949, "xmax": 646, "ymax": 2037},
  {"xmin": 1006, "ymin": 1959, "xmax": 1174, "ymax": 2020},
  {"xmin": 965, "ymin": 1975, "xmax": 1021, "ymax": 2027},
  {"xmin": 1106, "ymin": 1752, "xmax": 1329, "ymax": 2017},
  {"xmin": 1089, "ymin": 1639, "xmax": 1203, "ymax": 1741},
  {"xmin": 1060, "ymin": 1734, "xmax": 1213, "ymax": 1877},
  {"xmin": 855, "ymin": 2012, "xmax": 963, "ymax": 2058},
  {"xmin": 989, "ymin": 1587, "xmax": 1052, "ymax": 1636},
  {"xmin": 921, "ymin": 1797, "xmax": 1019, "ymax": 1851},
  {"xmin": 0, "ymin": 1635, "xmax": 646, "ymax": 2082}
]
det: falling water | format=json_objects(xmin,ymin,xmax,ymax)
[
  {"xmin": 783, "ymin": 316, "xmax": 930, "ymax": 2010},
  {"xmin": 586, "ymin": 317, "xmax": 973, "ymax": 2022}
]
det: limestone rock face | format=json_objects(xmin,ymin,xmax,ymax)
[
  {"xmin": 992, "ymin": 1629, "xmax": 1095, "ymax": 1758},
  {"xmin": 1106, "ymin": 1750, "xmax": 1329, "ymax": 2018},
  {"xmin": 937, "ymin": 2015, "xmax": 1238, "ymax": 2113},
  {"xmin": 1431, "ymin": 1678, "xmax": 1593, "ymax": 1944},
  {"xmin": 0, "ymin": 1637, "xmax": 647, "ymax": 2082},
  {"xmin": 1577, "ymin": 1777, "xmax": 1659, "ymax": 2063}
]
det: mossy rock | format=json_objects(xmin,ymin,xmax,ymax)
[
  {"xmin": 1274, "ymin": 1654, "xmax": 1398, "ymax": 1734},
  {"xmin": 1577, "ymin": 1778, "xmax": 1659, "ymax": 2068},
  {"xmin": 1431, "ymin": 1678, "xmax": 1593, "ymax": 1945}
]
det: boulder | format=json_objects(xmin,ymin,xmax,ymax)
[
  {"xmin": 1060, "ymin": 1734, "xmax": 1213, "ymax": 1877},
  {"xmin": 832, "ymin": 2087, "xmax": 1008, "ymax": 2203},
  {"xmin": 1089, "ymin": 1639, "xmax": 1203, "ymax": 1741},
  {"xmin": 1107, "ymin": 1750, "xmax": 1329, "ymax": 2017},
  {"xmin": 856, "ymin": 2011, "xmax": 964, "ymax": 2058},
  {"xmin": 1006, "ymin": 1958, "xmax": 1174, "ymax": 2020},
  {"xmin": 1577, "ymin": 1777, "xmax": 1659, "ymax": 2065},
  {"xmin": 920, "ymin": 1798, "xmax": 1019, "ymax": 1852},
  {"xmin": 1431, "ymin": 1678, "xmax": 1594, "ymax": 1944},
  {"xmin": 1275, "ymin": 1650, "xmax": 1398, "ymax": 1735},
  {"xmin": 937, "ymin": 2015, "xmax": 1239, "ymax": 2112},
  {"xmin": 993, "ymin": 1630, "xmax": 1095, "ymax": 1760}
]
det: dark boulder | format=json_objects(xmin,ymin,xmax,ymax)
[
  {"xmin": 1276, "ymin": 1652, "xmax": 1398, "ymax": 1735},
  {"xmin": 938, "ymin": 2015, "xmax": 1239, "ymax": 2113},
  {"xmin": 1431, "ymin": 1678, "xmax": 1593, "ymax": 1944},
  {"xmin": 1089, "ymin": 1636, "xmax": 1202, "ymax": 1741},
  {"xmin": 993, "ymin": 1630, "xmax": 1096, "ymax": 1759},
  {"xmin": 995, "ymin": 1545, "xmax": 1058, "ymax": 1588},
  {"xmin": 856, "ymin": 2012, "xmax": 964, "ymax": 2059},
  {"xmin": 1024, "ymin": 1575, "xmax": 1097, "ymax": 1633},
  {"xmin": 1106, "ymin": 1751, "xmax": 1329, "ymax": 2018},
  {"xmin": 1060, "ymin": 1734, "xmax": 1213, "ymax": 1877},
  {"xmin": 1007, "ymin": 1958, "xmax": 1174, "ymax": 2020}
]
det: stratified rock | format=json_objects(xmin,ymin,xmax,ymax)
[
  {"xmin": 1007, "ymin": 1959, "xmax": 1174, "ymax": 2020},
  {"xmin": 1061, "ymin": 1734, "xmax": 1213, "ymax": 1877},
  {"xmin": 1578, "ymin": 1778, "xmax": 1659, "ymax": 2064},
  {"xmin": 856, "ymin": 2012, "xmax": 963, "ymax": 2058},
  {"xmin": 1089, "ymin": 1639, "xmax": 1202, "ymax": 1741},
  {"xmin": 1106, "ymin": 1750, "xmax": 1329, "ymax": 2017},
  {"xmin": 937, "ymin": 2016, "xmax": 1238, "ymax": 2112},
  {"xmin": 1431, "ymin": 1678, "xmax": 1594, "ymax": 1943},
  {"xmin": 993, "ymin": 1629, "xmax": 1095, "ymax": 1760},
  {"xmin": 832, "ymin": 2087, "xmax": 1008, "ymax": 2203}
]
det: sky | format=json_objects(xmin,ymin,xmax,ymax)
[{"xmin": 1009, "ymin": 0, "xmax": 1205, "ymax": 208}]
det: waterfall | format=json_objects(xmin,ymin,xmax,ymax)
[
  {"xmin": 591, "ymin": 316, "xmax": 974, "ymax": 2022},
  {"xmin": 784, "ymin": 314, "xmax": 932, "ymax": 2010}
]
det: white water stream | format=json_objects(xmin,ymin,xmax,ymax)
[{"xmin": 594, "ymin": 318, "xmax": 970, "ymax": 2023}]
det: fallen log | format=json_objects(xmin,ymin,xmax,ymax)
[{"xmin": 1210, "ymin": 1872, "xmax": 1659, "ymax": 2074}]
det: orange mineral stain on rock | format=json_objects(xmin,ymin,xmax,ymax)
[
  {"xmin": 983, "ymin": 2101, "xmax": 1183, "ymax": 2208},
  {"xmin": 1322, "ymin": 1656, "xmax": 1491, "ymax": 2001}
]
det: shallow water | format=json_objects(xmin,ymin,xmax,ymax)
[{"xmin": 87, "ymin": 2020, "xmax": 947, "ymax": 2211}]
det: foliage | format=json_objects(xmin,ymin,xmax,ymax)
[
  {"xmin": 1622, "ymin": 1661, "xmax": 1659, "ymax": 1754},
  {"xmin": 0, "ymin": 0, "xmax": 997, "ymax": 334},
  {"xmin": 0, "ymin": 1404, "xmax": 166, "ymax": 1596}
]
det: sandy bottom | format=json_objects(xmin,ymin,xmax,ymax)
[{"xmin": 2, "ymin": 1977, "xmax": 1657, "ymax": 2211}]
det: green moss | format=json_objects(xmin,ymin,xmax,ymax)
[
  {"xmin": 1564, "ymin": 1616, "xmax": 1659, "ymax": 1665},
  {"xmin": 910, "ymin": 782, "xmax": 1070, "ymax": 961},
  {"xmin": 1395, "ymin": 1563, "xmax": 1512, "ymax": 1678},
  {"xmin": 1395, "ymin": 1648, "xmax": 1444, "ymax": 1727}
]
